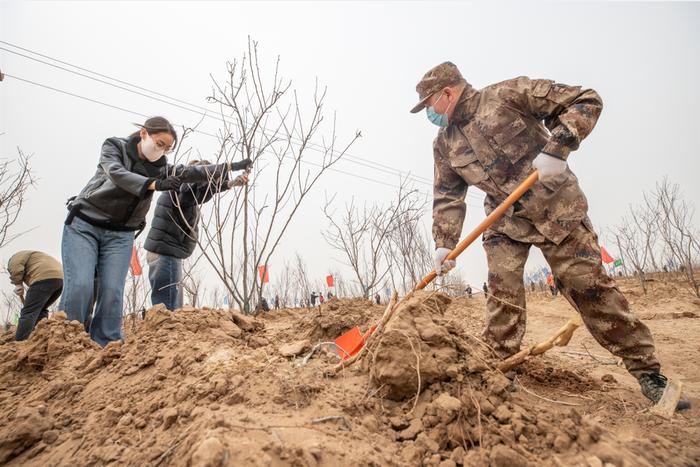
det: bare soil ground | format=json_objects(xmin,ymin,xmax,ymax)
[{"xmin": 0, "ymin": 276, "xmax": 698, "ymax": 466}]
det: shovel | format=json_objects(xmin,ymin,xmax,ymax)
[
  {"xmin": 335, "ymin": 325, "xmax": 377, "ymax": 360},
  {"xmin": 414, "ymin": 171, "xmax": 540, "ymax": 291},
  {"xmin": 331, "ymin": 171, "xmax": 541, "ymax": 372}
]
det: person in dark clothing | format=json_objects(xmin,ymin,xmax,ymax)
[
  {"xmin": 257, "ymin": 297, "xmax": 270, "ymax": 313},
  {"xmin": 60, "ymin": 117, "xmax": 244, "ymax": 347},
  {"xmin": 274, "ymin": 295, "xmax": 280, "ymax": 309},
  {"xmin": 310, "ymin": 292, "xmax": 318, "ymax": 307},
  {"xmin": 374, "ymin": 293, "xmax": 381, "ymax": 305},
  {"xmin": 466, "ymin": 285, "xmax": 472, "ymax": 298},
  {"xmin": 144, "ymin": 159, "xmax": 250, "ymax": 311},
  {"xmin": 482, "ymin": 282, "xmax": 488, "ymax": 295},
  {"xmin": 8, "ymin": 251, "xmax": 64, "ymax": 341}
]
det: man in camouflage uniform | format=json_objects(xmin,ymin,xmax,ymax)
[{"xmin": 411, "ymin": 62, "xmax": 688, "ymax": 409}]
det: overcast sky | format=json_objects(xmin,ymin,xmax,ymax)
[{"xmin": 1, "ymin": 1, "xmax": 698, "ymax": 303}]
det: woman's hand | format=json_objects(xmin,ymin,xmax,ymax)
[
  {"xmin": 154, "ymin": 176, "xmax": 183, "ymax": 192},
  {"xmin": 229, "ymin": 174, "xmax": 249, "ymax": 188}
]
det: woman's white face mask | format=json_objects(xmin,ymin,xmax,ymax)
[{"xmin": 141, "ymin": 134, "xmax": 165, "ymax": 162}]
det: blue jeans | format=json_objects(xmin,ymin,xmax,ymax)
[
  {"xmin": 147, "ymin": 252, "xmax": 183, "ymax": 311},
  {"xmin": 59, "ymin": 217, "xmax": 134, "ymax": 347}
]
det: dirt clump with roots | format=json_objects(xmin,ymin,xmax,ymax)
[{"xmin": 0, "ymin": 276, "xmax": 698, "ymax": 466}]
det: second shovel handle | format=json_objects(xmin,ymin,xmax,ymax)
[{"xmin": 415, "ymin": 171, "xmax": 540, "ymax": 291}]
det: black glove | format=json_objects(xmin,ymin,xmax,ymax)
[
  {"xmin": 154, "ymin": 176, "xmax": 182, "ymax": 192},
  {"xmin": 230, "ymin": 158, "xmax": 253, "ymax": 172}
]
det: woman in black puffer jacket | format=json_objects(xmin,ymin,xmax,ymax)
[{"xmin": 144, "ymin": 160, "xmax": 248, "ymax": 311}]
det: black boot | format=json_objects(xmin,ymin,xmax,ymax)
[{"xmin": 638, "ymin": 372, "xmax": 691, "ymax": 411}]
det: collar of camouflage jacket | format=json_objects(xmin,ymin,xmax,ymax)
[{"xmin": 450, "ymin": 85, "xmax": 480, "ymax": 125}]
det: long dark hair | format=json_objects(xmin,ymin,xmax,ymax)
[{"xmin": 130, "ymin": 116, "xmax": 178, "ymax": 146}]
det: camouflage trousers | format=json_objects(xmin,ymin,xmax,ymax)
[{"xmin": 481, "ymin": 221, "xmax": 660, "ymax": 379}]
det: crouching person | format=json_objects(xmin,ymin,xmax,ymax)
[
  {"xmin": 7, "ymin": 251, "xmax": 63, "ymax": 341},
  {"xmin": 144, "ymin": 160, "xmax": 250, "ymax": 310},
  {"xmin": 60, "ymin": 117, "xmax": 249, "ymax": 346}
]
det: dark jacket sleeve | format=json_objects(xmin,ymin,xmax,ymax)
[
  {"xmin": 167, "ymin": 162, "xmax": 229, "ymax": 184},
  {"xmin": 518, "ymin": 77, "xmax": 603, "ymax": 160},
  {"xmin": 100, "ymin": 139, "xmax": 153, "ymax": 198},
  {"xmin": 177, "ymin": 174, "xmax": 231, "ymax": 208}
]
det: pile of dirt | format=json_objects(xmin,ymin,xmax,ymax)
[
  {"xmin": 0, "ymin": 312, "xmax": 97, "ymax": 375},
  {"xmin": 370, "ymin": 293, "xmax": 460, "ymax": 400},
  {"xmin": 0, "ymin": 281, "xmax": 697, "ymax": 466},
  {"xmin": 0, "ymin": 305, "xmax": 267, "ymax": 465},
  {"xmin": 286, "ymin": 297, "xmax": 382, "ymax": 342},
  {"xmin": 366, "ymin": 292, "xmax": 653, "ymax": 466},
  {"xmin": 619, "ymin": 275, "xmax": 700, "ymax": 314}
]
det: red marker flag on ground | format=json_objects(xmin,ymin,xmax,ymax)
[
  {"xmin": 258, "ymin": 265, "xmax": 269, "ymax": 283},
  {"xmin": 600, "ymin": 246, "xmax": 615, "ymax": 264},
  {"xmin": 326, "ymin": 275, "xmax": 334, "ymax": 288},
  {"xmin": 130, "ymin": 246, "xmax": 142, "ymax": 276}
]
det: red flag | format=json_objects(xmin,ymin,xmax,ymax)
[
  {"xmin": 600, "ymin": 246, "xmax": 614, "ymax": 264},
  {"xmin": 258, "ymin": 265, "xmax": 269, "ymax": 283},
  {"xmin": 326, "ymin": 275, "xmax": 334, "ymax": 287},
  {"xmin": 130, "ymin": 246, "xmax": 142, "ymax": 276}
]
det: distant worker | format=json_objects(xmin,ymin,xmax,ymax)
[
  {"xmin": 7, "ymin": 251, "xmax": 64, "ymax": 341},
  {"xmin": 546, "ymin": 273, "xmax": 558, "ymax": 296},
  {"xmin": 255, "ymin": 297, "xmax": 270, "ymax": 313}
]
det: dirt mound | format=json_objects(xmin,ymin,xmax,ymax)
[
  {"xmin": 0, "ymin": 306, "xmax": 267, "ymax": 466},
  {"xmin": 612, "ymin": 275, "xmax": 700, "ymax": 314},
  {"xmin": 0, "ymin": 283, "xmax": 697, "ymax": 466},
  {"xmin": 366, "ymin": 291, "xmax": 654, "ymax": 466},
  {"xmin": 0, "ymin": 312, "xmax": 98, "ymax": 375},
  {"xmin": 290, "ymin": 297, "xmax": 382, "ymax": 342},
  {"xmin": 370, "ymin": 292, "xmax": 460, "ymax": 400}
]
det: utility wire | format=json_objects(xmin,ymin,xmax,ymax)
[
  {"xmin": 2, "ymin": 71, "xmax": 486, "ymax": 210},
  {"xmin": 0, "ymin": 40, "xmax": 466, "ymax": 194}
]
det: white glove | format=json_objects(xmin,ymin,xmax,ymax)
[
  {"xmin": 532, "ymin": 152, "xmax": 567, "ymax": 182},
  {"xmin": 435, "ymin": 248, "xmax": 456, "ymax": 276},
  {"xmin": 14, "ymin": 284, "xmax": 24, "ymax": 296}
]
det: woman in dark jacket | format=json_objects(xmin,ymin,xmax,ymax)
[
  {"xmin": 60, "ymin": 117, "xmax": 250, "ymax": 346},
  {"xmin": 144, "ymin": 160, "xmax": 249, "ymax": 311}
]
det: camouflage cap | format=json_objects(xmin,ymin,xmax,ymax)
[{"xmin": 410, "ymin": 61, "xmax": 466, "ymax": 113}]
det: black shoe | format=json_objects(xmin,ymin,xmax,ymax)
[{"xmin": 638, "ymin": 372, "xmax": 691, "ymax": 411}]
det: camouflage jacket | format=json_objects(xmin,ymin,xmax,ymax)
[{"xmin": 432, "ymin": 77, "xmax": 603, "ymax": 249}]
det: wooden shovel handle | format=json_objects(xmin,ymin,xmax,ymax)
[{"xmin": 415, "ymin": 171, "xmax": 540, "ymax": 291}]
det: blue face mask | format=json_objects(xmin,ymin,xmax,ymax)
[{"xmin": 426, "ymin": 93, "xmax": 449, "ymax": 127}]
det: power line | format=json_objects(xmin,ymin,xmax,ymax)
[
  {"xmin": 0, "ymin": 40, "xmax": 487, "ymax": 203},
  {"xmin": 0, "ymin": 40, "xmax": 457, "ymax": 193},
  {"xmin": 2, "ymin": 71, "xmax": 486, "ymax": 210}
]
